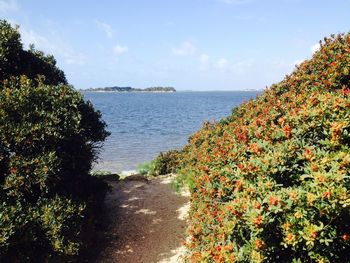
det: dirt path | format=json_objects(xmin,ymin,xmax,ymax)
[{"xmin": 96, "ymin": 175, "xmax": 190, "ymax": 263}]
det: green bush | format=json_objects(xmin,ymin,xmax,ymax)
[
  {"xmin": 0, "ymin": 20, "xmax": 66, "ymax": 85},
  {"xmin": 0, "ymin": 77, "xmax": 109, "ymax": 261},
  {"xmin": 137, "ymin": 161, "xmax": 155, "ymax": 176},
  {"xmin": 0, "ymin": 20, "xmax": 109, "ymax": 261},
  {"xmin": 90, "ymin": 170, "xmax": 120, "ymax": 181},
  {"xmin": 152, "ymin": 150, "xmax": 182, "ymax": 175},
  {"xmin": 181, "ymin": 33, "xmax": 350, "ymax": 262},
  {"xmin": 137, "ymin": 150, "xmax": 182, "ymax": 177}
]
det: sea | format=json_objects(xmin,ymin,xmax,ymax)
[{"xmin": 82, "ymin": 91, "xmax": 260, "ymax": 173}]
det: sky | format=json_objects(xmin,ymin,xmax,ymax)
[{"xmin": 1, "ymin": 0, "xmax": 349, "ymax": 91}]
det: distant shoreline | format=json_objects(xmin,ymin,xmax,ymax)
[
  {"xmin": 82, "ymin": 86, "xmax": 176, "ymax": 93},
  {"xmin": 80, "ymin": 89, "xmax": 262, "ymax": 93},
  {"xmin": 82, "ymin": 90, "xmax": 176, "ymax": 93}
]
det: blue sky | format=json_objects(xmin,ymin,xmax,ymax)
[{"xmin": 1, "ymin": 0, "xmax": 349, "ymax": 90}]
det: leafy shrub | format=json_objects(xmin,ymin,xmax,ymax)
[
  {"xmin": 0, "ymin": 77, "xmax": 109, "ymax": 261},
  {"xmin": 0, "ymin": 20, "xmax": 22, "ymax": 80},
  {"xmin": 137, "ymin": 161, "xmax": 155, "ymax": 176},
  {"xmin": 0, "ymin": 19, "xmax": 109, "ymax": 261},
  {"xmin": 137, "ymin": 150, "xmax": 182, "ymax": 177},
  {"xmin": 90, "ymin": 170, "xmax": 120, "ymax": 181},
  {"xmin": 20, "ymin": 44, "xmax": 67, "ymax": 86},
  {"xmin": 152, "ymin": 150, "xmax": 182, "ymax": 175},
  {"xmin": 0, "ymin": 20, "xmax": 66, "ymax": 85},
  {"xmin": 180, "ymin": 33, "xmax": 350, "ymax": 262}
]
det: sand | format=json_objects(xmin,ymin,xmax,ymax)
[{"xmin": 95, "ymin": 175, "xmax": 190, "ymax": 263}]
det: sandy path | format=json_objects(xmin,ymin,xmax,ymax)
[{"xmin": 96, "ymin": 175, "xmax": 190, "ymax": 263}]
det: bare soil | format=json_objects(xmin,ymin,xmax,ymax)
[{"xmin": 95, "ymin": 175, "xmax": 189, "ymax": 263}]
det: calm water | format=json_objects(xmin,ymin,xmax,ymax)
[{"xmin": 83, "ymin": 91, "xmax": 259, "ymax": 173}]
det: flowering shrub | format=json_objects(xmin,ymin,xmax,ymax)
[{"xmin": 181, "ymin": 33, "xmax": 350, "ymax": 262}]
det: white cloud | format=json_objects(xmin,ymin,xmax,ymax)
[
  {"xmin": 198, "ymin": 54, "xmax": 255, "ymax": 74},
  {"xmin": 217, "ymin": 0, "xmax": 254, "ymax": 4},
  {"xmin": 172, "ymin": 41, "xmax": 196, "ymax": 56},
  {"xmin": 20, "ymin": 27, "xmax": 86, "ymax": 65},
  {"xmin": 231, "ymin": 58, "xmax": 255, "ymax": 74},
  {"xmin": 199, "ymin": 53, "xmax": 210, "ymax": 71},
  {"xmin": 214, "ymin": 58, "xmax": 229, "ymax": 71},
  {"xmin": 96, "ymin": 20, "xmax": 113, "ymax": 38},
  {"xmin": 200, "ymin": 54, "xmax": 209, "ymax": 63},
  {"xmin": 113, "ymin": 44, "xmax": 128, "ymax": 55},
  {"xmin": 0, "ymin": 0, "xmax": 18, "ymax": 13},
  {"xmin": 65, "ymin": 55, "xmax": 86, "ymax": 65},
  {"xmin": 311, "ymin": 43, "xmax": 321, "ymax": 54}
]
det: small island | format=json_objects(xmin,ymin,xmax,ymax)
[{"xmin": 84, "ymin": 86, "xmax": 176, "ymax": 93}]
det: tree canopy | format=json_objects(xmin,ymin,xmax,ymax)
[
  {"xmin": 0, "ymin": 19, "xmax": 109, "ymax": 261},
  {"xmin": 0, "ymin": 20, "xmax": 66, "ymax": 85}
]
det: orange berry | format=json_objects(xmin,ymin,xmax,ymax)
[
  {"xmin": 323, "ymin": 191, "xmax": 332, "ymax": 199},
  {"xmin": 254, "ymin": 202, "xmax": 261, "ymax": 209},
  {"xmin": 283, "ymin": 125, "xmax": 292, "ymax": 138},
  {"xmin": 255, "ymin": 239, "xmax": 264, "ymax": 249},
  {"xmin": 311, "ymin": 232, "xmax": 318, "ymax": 239},
  {"xmin": 254, "ymin": 216, "xmax": 263, "ymax": 226},
  {"xmin": 269, "ymin": 196, "xmax": 279, "ymax": 206},
  {"xmin": 224, "ymin": 244, "xmax": 233, "ymax": 251},
  {"xmin": 342, "ymin": 234, "xmax": 350, "ymax": 241}
]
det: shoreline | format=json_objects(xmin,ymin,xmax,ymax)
[
  {"xmin": 81, "ymin": 90, "xmax": 176, "ymax": 93},
  {"xmin": 80, "ymin": 90, "xmax": 262, "ymax": 93}
]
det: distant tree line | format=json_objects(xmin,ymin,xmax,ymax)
[{"xmin": 85, "ymin": 86, "xmax": 176, "ymax": 92}]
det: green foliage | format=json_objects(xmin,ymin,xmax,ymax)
[
  {"xmin": 181, "ymin": 33, "xmax": 350, "ymax": 262},
  {"xmin": 0, "ymin": 19, "xmax": 109, "ymax": 261},
  {"xmin": 0, "ymin": 20, "xmax": 66, "ymax": 85},
  {"xmin": 152, "ymin": 150, "xmax": 182, "ymax": 176},
  {"xmin": 90, "ymin": 170, "xmax": 120, "ymax": 181},
  {"xmin": 20, "ymin": 44, "xmax": 67, "ymax": 86},
  {"xmin": 172, "ymin": 170, "xmax": 195, "ymax": 193},
  {"xmin": 137, "ymin": 161, "xmax": 155, "ymax": 176},
  {"xmin": 137, "ymin": 150, "xmax": 182, "ymax": 177},
  {"xmin": 0, "ymin": 20, "xmax": 22, "ymax": 80},
  {"xmin": 0, "ymin": 77, "xmax": 109, "ymax": 261}
]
